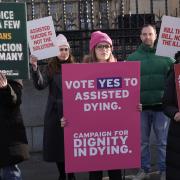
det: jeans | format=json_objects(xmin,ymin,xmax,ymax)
[
  {"xmin": 141, "ymin": 110, "xmax": 169, "ymax": 172},
  {"xmin": 0, "ymin": 165, "xmax": 22, "ymax": 180}
]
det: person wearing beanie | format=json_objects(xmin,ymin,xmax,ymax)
[
  {"xmin": 84, "ymin": 31, "xmax": 116, "ymax": 63},
  {"xmin": 30, "ymin": 34, "xmax": 76, "ymax": 180},
  {"xmin": 54, "ymin": 34, "xmax": 70, "ymax": 49},
  {"xmin": 83, "ymin": 31, "xmax": 122, "ymax": 180}
]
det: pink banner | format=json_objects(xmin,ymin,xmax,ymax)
[{"xmin": 62, "ymin": 62, "xmax": 140, "ymax": 172}]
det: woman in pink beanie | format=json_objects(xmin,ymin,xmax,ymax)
[
  {"xmin": 84, "ymin": 31, "xmax": 116, "ymax": 63},
  {"xmin": 83, "ymin": 31, "xmax": 122, "ymax": 180},
  {"xmin": 30, "ymin": 34, "xmax": 76, "ymax": 180}
]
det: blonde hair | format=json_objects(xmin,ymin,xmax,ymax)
[{"xmin": 83, "ymin": 47, "xmax": 116, "ymax": 63}]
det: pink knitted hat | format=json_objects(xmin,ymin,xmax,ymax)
[
  {"xmin": 89, "ymin": 31, "xmax": 112, "ymax": 51},
  {"xmin": 54, "ymin": 34, "xmax": 70, "ymax": 48}
]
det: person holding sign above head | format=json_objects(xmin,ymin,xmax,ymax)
[
  {"xmin": 127, "ymin": 24, "xmax": 174, "ymax": 180},
  {"xmin": 30, "ymin": 34, "xmax": 76, "ymax": 180},
  {"xmin": 163, "ymin": 51, "xmax": 180, "ymax": 180},
  {"xmin": 0, "ymin": 73, "xmax": 29, "ymax": 180},
  {"xmin": 83, "ymin": 31, "xmax": 122, "ymax": 180}
]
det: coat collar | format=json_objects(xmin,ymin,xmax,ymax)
[{"xmin": 139, "ymin": 43, "xmax": 156, "ymax": 53}]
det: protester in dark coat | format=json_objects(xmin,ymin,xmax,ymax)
[
  {"xmin": 163, "ymin": 51, "xmax": 180, "ymax": 180},
  {"xmin": 0, "ymin": 73, "xmax": 29, "ymax": 179},
  {"xmin": 30, "ymin": 34, "xmax": 75, "ymax": 180}
]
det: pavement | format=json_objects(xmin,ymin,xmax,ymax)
[{"xmin": 19, "ymin": 152, "xmax": 162, "ymax": 180}]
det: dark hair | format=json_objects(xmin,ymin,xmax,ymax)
[
  {"xmin": 48, "ymin": 53, "xmax": 75, "ymax": 74},
  {"xmin": 175, "ymin": 51, "xmax": 180, "ymax": 62},
  {"xmin": 141, "ymin": 24, "xmax": 157, "ymax": 34}
]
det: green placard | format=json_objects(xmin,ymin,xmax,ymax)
[{"xmin": 0, "ymin": 2, "xmax": 29, "ymax": 79}]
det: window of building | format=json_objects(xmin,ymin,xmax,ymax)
[
  {"xmin": 98, "ymin": 1, "xmax": 109, "ymax": 29},
  {"xmin": 65, "ymin": 2, "xmax": 78, "ymax": 30},
  {"xmin": 80, "ymin": 1, "xmax": 92, "ymax": 30}
]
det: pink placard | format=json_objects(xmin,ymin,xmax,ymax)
[
  {"xmin": 174, "ymin": 64, "xmax": 180, "ymax": 110},
  {"xmin": 62, "ymin": 62, "xmax": 140, "ymax": 172}
]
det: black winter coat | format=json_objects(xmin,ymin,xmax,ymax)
[
  {"xmin": 0, "ymin": 80, "xmax": 29, "ymax": 168},
  {"xmin": 31, "ymin": 61, "xmax": 65, "ymax": 162},
  {"xmin": 163, "ymin": 71, "xmax": 180, "ymax": 180}
]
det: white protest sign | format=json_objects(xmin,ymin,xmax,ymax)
[
  {"xmin": 156, "ymin": 16, "xmax": 180, "ymax": 58},
  {"xmin": 27, "ymin": 16, "xmax": 59, "ymax": 60}
]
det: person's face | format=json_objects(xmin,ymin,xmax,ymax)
[
  {"xmin": 140, "ymin": 26, "xmax": 157, "ymax": 47},
  {"xmin": 95, "ymin": 42, "xmax": 112, "ymax": 62},
  {"xmin": 57, "ymin": 45, "xmax": 70, "ymax": 61}
]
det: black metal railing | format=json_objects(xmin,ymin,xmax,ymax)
[
  {"xmin": 57, "ymin": 13, "xmax": 156, "ymax": 62},
  {"xmin": 58, "ymin": 28, "xmax": 140, "ymax": 62},
  {"xmin": 2, "ymin": 0, "xmax": 178, "ymax": 62}
]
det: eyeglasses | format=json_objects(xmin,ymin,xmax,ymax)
[
  {"xmin": 59, "ymin": 48, "xmax": 69, "ymax": 52},
  {"xmin": 96, "ymin": 44, "xmax": 111, "ymax": 50}
]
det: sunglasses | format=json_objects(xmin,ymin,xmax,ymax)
[
  {"xmin": 96, "ymin": 44, "xmax": 111, "ymax": 50},
  {"xmin": 59, "ymin": 48, "xmax": 69, "ymax": 52}
]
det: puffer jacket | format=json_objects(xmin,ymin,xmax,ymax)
[
  {"xmin": 0, "ymin": 80, "xmax": 29, "ymax": 168},
  {"xmin": 127, "ymin": 43, "xmax": 174, "ymax": 109}
]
